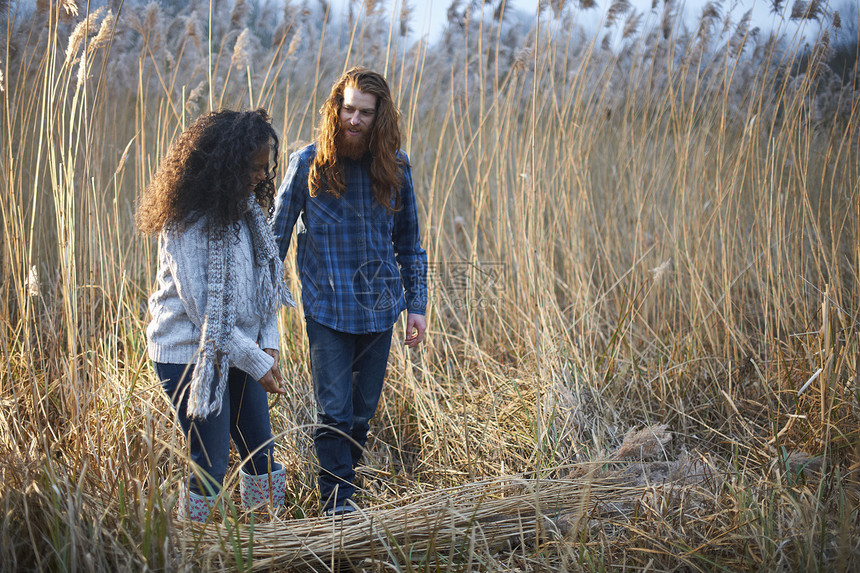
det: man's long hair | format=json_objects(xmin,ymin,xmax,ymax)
[
  {"xmin": 136, "ymin": 109, "xmax": 279, "ymax": 236},
  {"xmin": 310, "ymin": 67, "xmax": 404, "ymax": 211}
]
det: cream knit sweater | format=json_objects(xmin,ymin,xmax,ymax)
[{"xmin": 146, "ymin": 216, "xmax": 278, "ymax": 381}]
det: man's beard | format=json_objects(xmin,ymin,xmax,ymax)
[{"xmin": 336, "ymin": 129, "xmax": 370, "ymax": 160}]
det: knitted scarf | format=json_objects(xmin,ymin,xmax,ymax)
[{"xmin": 186, "ymin": 197, "xmax": 294, "ymax": 419}]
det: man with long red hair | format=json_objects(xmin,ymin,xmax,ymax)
[{"xmin": 272, "ymin": 67, "xmax": 427, "ymax": 516}]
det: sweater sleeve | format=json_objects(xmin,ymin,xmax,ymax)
[
  {"xmin": 162, "ymin": 220, "xmax": 275, "ymax": 381},
  {"xmin": 228, "ymin": 329, "xmax": 275, "ymax": 381},
  {"xmin": 161, "ymin": 221, "xmax": 209, "ymax": 331},
  {"xmin": 258, "ymin": 310, "xmax": 280, "ymax": 352}
]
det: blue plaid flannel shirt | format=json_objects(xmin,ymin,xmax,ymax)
[{"xmin": 271, "ymin": 144, "xmax": 428, "ymax": 334}]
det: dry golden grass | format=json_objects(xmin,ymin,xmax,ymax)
[{"xmin": 1, "ymin": 1, "xmax": 858, "ymax": 571}]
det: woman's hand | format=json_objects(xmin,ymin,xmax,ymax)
[{"xmin": 259, "ymin": 348, "xmax": 286, "ymax": 394}]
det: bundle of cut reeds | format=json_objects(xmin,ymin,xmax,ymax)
[{"xmin": 190, "ymin": 473, "xmax": 641, "ymax": 571}]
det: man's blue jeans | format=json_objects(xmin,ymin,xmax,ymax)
[
  {"xmin": 305, "ymin": 318, "xmax": 393, "ymax": 510},
  {"xmin": 155, "ymin": 362, "xmax": 279, "ymax": 496}
]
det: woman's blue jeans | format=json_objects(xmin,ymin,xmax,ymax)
[
  {"xmin": 155, "ymin": 362, "xmax": 279, "ymax": 496},
  {"xmin": 305, "ymin": 318, "xmax": 393, "ymax": 510}
]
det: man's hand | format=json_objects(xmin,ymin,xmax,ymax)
[
  {"xmin": 259, "ymin": 348, "xmax": 286, "ymax": 394},
  {"xmin": 404, "ymin": 313, "xmax": 426, "ymax": 348}
]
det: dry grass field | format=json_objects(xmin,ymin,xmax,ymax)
[{"xmin": 1, "ymin": 0, "xmax": 858, "ymax": 570}]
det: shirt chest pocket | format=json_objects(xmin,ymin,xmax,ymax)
[{"xmin": 307, "ymin": 196, "xmax": 343, "ymax": 228}]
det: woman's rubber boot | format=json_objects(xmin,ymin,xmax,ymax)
[
  {"xmin": 177, "ymin": 483, "xmax": 218, "ymax": 522},
  {"xmin": 240, "ymin": 465, "xmax": 286, "ymax": 510}
]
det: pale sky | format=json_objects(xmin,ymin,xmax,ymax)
[{"xmin": 327, "ymin": 0, "xmax": 826, "ymax": 44}]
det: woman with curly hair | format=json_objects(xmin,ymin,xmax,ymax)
[{"xmin": 137, "ymin": 109, "xmax": 294, "ymax": 522}]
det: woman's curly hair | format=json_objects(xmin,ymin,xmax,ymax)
[
  {"xmin": 310, "ymin": 67, "xmax": 404, "ymax": 212},
  {"xmin": 136, "ymin": 108, "xmax": 279, "ymax": 235}
]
